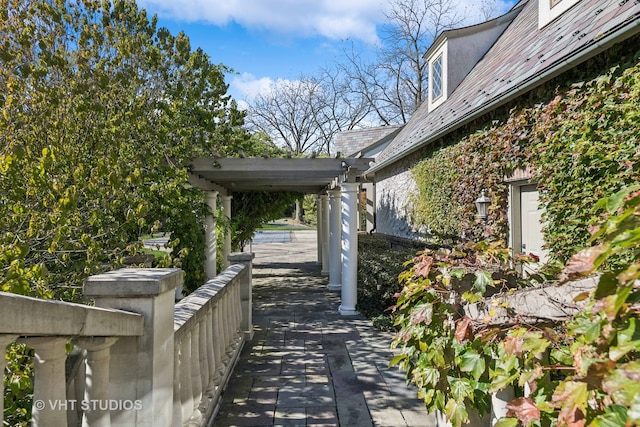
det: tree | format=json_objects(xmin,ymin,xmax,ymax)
[
  {"xmin": 246, "ymin": 78, "xmax": 324, "ymax": 156},
  {"xmin": 245, "ymin": 70, "xmax": 370, "ymax": 221},
  {"xmin": 246, "ymin": 67, "xmax": 372, "ymax": 156},
  {"xmin": 312, "ymin": 66, "xmax": 373, "ymax": 153},
  {"xmin": 0, "ymin": 0, "xmax": 246, "ymax": 298},
  {"xmin": 341, "ymin": 0, "xmax": 501, "ymax": 124}
]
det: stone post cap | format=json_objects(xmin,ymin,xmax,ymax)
[
  {"xmin": 84, "ymin": 268, "xmax": 183, "ymax": 297},
  {"xmin": 227, "ymin": 252, "xmax": 255, "ymax": 263}
]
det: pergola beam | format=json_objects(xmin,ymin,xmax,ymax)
[{"xmin": 187, "ymin": 157, "xmax": 372, "ymax": 194}]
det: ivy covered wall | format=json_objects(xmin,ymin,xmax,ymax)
[{"xmin": 376, "ymin": 34, "xmax": 640, "ymax": 263}]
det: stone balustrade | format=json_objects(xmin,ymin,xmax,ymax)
[
  {"xmin": 1, "ymin": 252, "xmax": 254, "ymax": 427},
  {"xmin": 173, "ymin": 252, "xmax": 253, "ymax": 426},
  {"xmin": 0, "ymin": 291, "xmax": 144, "ymax": 426}
]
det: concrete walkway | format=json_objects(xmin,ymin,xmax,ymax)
[{"xmin": 213, "ymin": 230, "xmax": 434, "ymax": 427}]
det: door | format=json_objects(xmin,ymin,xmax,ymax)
[{"xmin": 519, "ymin": 185, "xmax": 547, "ymax": 274}]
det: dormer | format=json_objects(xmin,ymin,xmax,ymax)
[
  {"xmin": 538, "ymin": 0, "xmax": 582, "ymax": 29},
  {"xmin": 425, "ymin": 6, "xmax": 521, "ymax": 112}
]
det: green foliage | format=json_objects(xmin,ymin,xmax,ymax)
[
  {"xmin": 391, "ymin": 187, "xmax": 640, "ymax": 426},
  {"xmin": 391, "ymin": 241, "xmax": 532, "ymax": 425},
  {"xmin": 410, "ymin": 143, "xmax": 466, "ymax": 240},
  {"xmin": 230, "ymin": 192, "xmax": 301, "ymax": 251},
  {"xmin": 3, "ymin": 344, "xmax": 33, "ymax": 426},
  {"xmin": 409, "ymin": 37, "xmax": 640, "ymax": 260},
  {"xmin": 0, "ymin": 0, "xmax": 263, "ymax": 421},
  {"xmin": 531, "ymin": 59, "xmax": 640, "ymax": 264},
  {"xmin": 356, "ymin": 234, "xmax": 416, "ymax": 329},
  {"xmin": 0, "ymin": 0, "xmax": 247, "ymax": 298},
  {"xmin": 303, "ymin": 194, "xmax": 318, "ymax": 226}
]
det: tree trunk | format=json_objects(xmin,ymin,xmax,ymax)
[{"xmin": 294, "ymin": 199, "xmax": 304, "ymax": 224}]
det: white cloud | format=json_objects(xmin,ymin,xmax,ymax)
[
  {"xmin": 137, "ymin": 0, "xmax": 517, "ymax": 47},
  {"xmin": 137, "ymin": 0, "xmax": 385, "ymax": 44},
  {"xmin": 230, "ymin": 73, "xmax": 275, "ymax": 102}
]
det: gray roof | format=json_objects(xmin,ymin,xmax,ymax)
[
  {"xmin": 371, "ymin": 0, "xmax": 640, "ymax": 172},
  {"xmin": 334, "ymin": 125, "xmax": 403, "ymax": 157}
]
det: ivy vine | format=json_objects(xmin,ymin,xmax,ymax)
[
  {"xmin": 409, "ymin": 36, "xmax": 640, "ymax": 263},
  {"xmin": 392, "ymin": 185, "xmax": 640, "ymax": 426}
]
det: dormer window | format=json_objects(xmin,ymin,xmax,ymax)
[
  {"xmin": 423, "ymin": 5, "xmax": 520, "ymax": 112},
  {"xmin": 427, "ymin": 40, "xmax": 447, "ymax": 111},
  {"xmin": 539, "ymin": 0, "xmax": 582, "ymax": 29},
  {"xmin": 431, "ymin": 54, "xmax": 443, "ymax": 100}
]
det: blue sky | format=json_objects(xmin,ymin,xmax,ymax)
[{"xmin": 135, "ymin": 0, "xmax": 517, "ymax": 103}]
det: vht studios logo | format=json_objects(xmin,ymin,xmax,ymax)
[{"xmin": 33, "ymin": 399, "xmax": 143, "ymax": 411}]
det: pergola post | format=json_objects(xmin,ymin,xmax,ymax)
[
  {"xmin": 321, "ymin": 194, "xmax": 330, "ymax": 275},
  {"xmin": 339, "ymin": 182, "xmax": 359, "ymax": 316},
  {"xmin": 327, "ymin": 188, "xmax": 342, "ymax": 291},
  {"xmin": 205, "ymin": 191, "xmax": 218, "ymax": 279},
  {"xmin": 316, "ymin": 195, "xmax": 322, "ymax": 265},
  {"xmin": 221, "ymin": 195, "xmax": 233, "ymax": 269}
]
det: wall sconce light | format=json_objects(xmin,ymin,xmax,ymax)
[{"xmin": 475, "ymin": 189, "xmax": 491, "ymax": 220}]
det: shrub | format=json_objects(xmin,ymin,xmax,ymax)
[{"xmin": 357, "ymin": 234, "xmax": 416, "ymax": 329}]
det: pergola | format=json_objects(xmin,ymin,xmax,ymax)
[{"xmin": 186, "ymin": 156, "xmax": 373, "ymax": 315}]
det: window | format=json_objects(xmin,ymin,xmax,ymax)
[
  {"xmin": 539, "ymin": 0, "xmax": 581, "ymax": 28},
  {"xmin": 426, "ymin": 39, "xmax": 447, "ymax": 110},
  {"xmin": 431, "ymin": 54, "xmax": 443, "ymax": 100}
]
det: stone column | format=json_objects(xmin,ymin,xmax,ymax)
[
  {"xmin": 339, "ymin": 182, "xmax": 359, "ymax": 315},
  {"xmin": 75, "ymin": 337, "xmax": 119, "ymax": 427},
  {"xmin": 221, "ymin": 195, "xmax": 233, "ymax": 269},
  {"xmin": 316, "ymin": 195, "xmax": 322, "ymax": 265},
  {"xmin": 21, "ymin": 336, "xmax": 69, "ymax": 427},
  {"xmin": 0, "ymin": 335, "xmax": 18, "ymax": 425},
  {"xmin": 228, "ymin": 252, "xmax": 255, "ymax": 340},
  {"xmin": 205, "ymin": 191, "xmax": 219, "ymax": 279},
  {"xmin": 84, "ymin": 268, "xmax": 182, "ymax": 427},
  {"xmin": 327, "ymin": 188, "xmax": 342, "ymax": 291},
  {"xmin": 321, "ymin": 194, "xmax": 330, "ymax": 275}
]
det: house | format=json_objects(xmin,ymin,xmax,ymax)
[
  {"xmin": 333, "ymin": 125, "xmax": 403, "ymax": 233},
  {"xmin": 352, "ymin": 0, "xmax": 640, "ymax": 263}
]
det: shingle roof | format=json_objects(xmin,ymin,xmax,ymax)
[
  {"xmin": 333, "ymin": 125, "xmax": 403, "ymax": 157},
  {"xmin": 371, "ymin": 0, "xmax": 640, "ymax": 172}
]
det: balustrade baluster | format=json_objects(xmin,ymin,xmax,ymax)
[
  {"xmin": 231, "ymin": 282, "xmax": 240, "ymax": 339},
  {"xmin": 74, "ymin": 337, "xmax": 118, "ymax": 427},
  {"xmin": 223, "ymin": 290, "xmax": 233, "ymax": 355},
  {"xmin": 172, "ymin": 342, "xmax": 184, "ymax": 426},
  {"xmin": 212, "ymin": 301, "xmax": 224, "ymax": 380},
  {"xmin": 179, "ymin": 332, "xmax": 194, "ymax": 423},
  {"xmin": 220, "ymin": 291, "xmax": 230, "ymax": 355},
  {"xmin": 21, "ymin": 336, "xmax": 69, "ymax": 427},
  {"xmin": 190, "ymin": 322, "xmax": 203, "ymax": 424},
  {"xmin": 201, "ymin": 313, "xmax": 213, "ymax": 392}
]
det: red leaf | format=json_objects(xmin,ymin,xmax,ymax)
[
  {"xmin": 454, "ymin": 317, "xmax": 474, "ymax": 344},
  {"xmin": 506, "ymin": 397, "xmax": 540, "ymax": 425},
  {"xmin": 410, "ymin": 303, "xmax": 433, "ymax": 326},
  {"xmin": 414, "ymin": 254, "xmax": 433, "ymax": 278},
  {"xmin": 558, "ymin": 408, "xmax": 585, "ymax": 427},
  {"xmin": 503, "ymin": 335, "xmax": 524, "ymax": 357},
  {"xmin": 559, "ymin": 245, "xmax": 606, "ymax": 282},
  {"xmin": 552, "ymin": 382, "xmax": 587, "ymax": 427}
]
